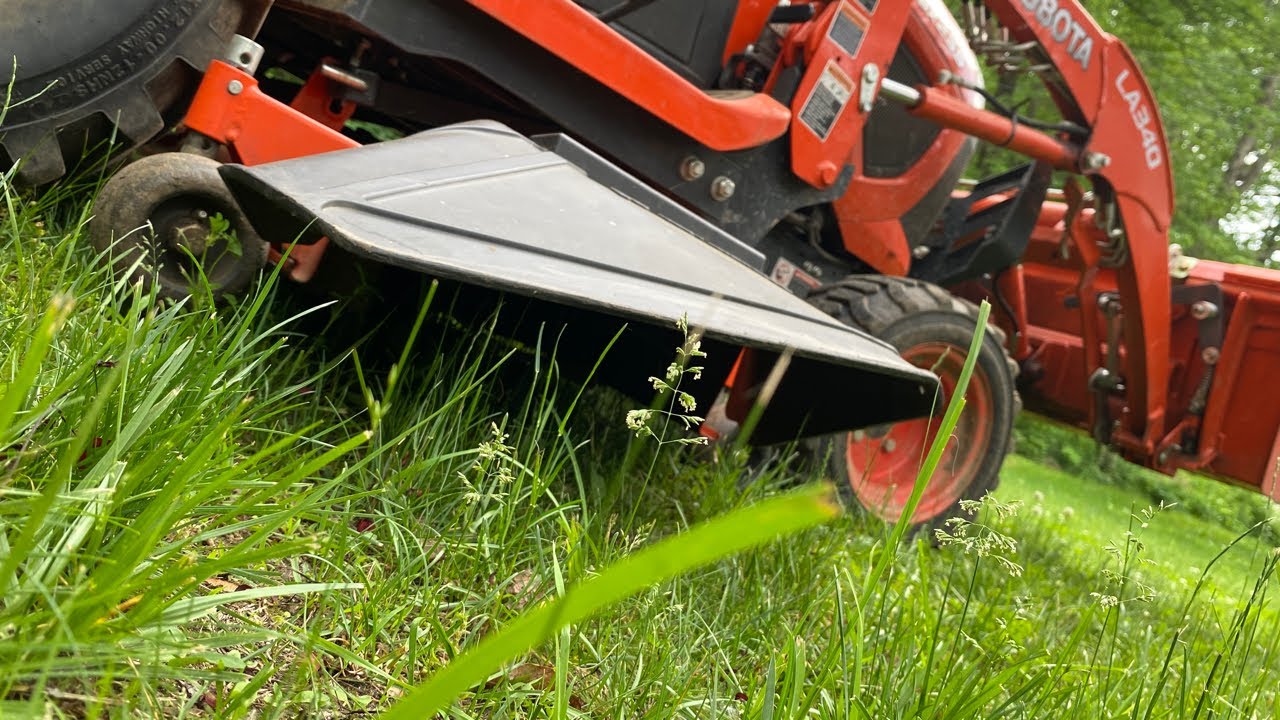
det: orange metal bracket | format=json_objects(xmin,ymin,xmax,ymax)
[
  {"xmin": 463, "ymin": 0, "xmax": 791, "ymax": 151},
  {"xmin": 183, "ymin": 60, "xmax": 359, "ymax": 282}
]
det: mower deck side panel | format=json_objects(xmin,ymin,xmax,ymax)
[{"xmin": 220, "ymin": 122, "xmax": 939, "ymax": 439}]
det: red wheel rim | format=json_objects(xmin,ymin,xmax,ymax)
[{"xmin": 845, "ymin": 341, "xmax": 994, "ymax": 523}]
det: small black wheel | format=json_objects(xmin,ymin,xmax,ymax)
[
  {"xmin": 90, "ymin": 152, "xmax": 269, "ymax": 301},
  {"xmin": 807, "ymin": 276, "xmax": 1019, "ymax": 528}
]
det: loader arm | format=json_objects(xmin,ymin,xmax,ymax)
[
  {"xmin": 878, "ymin": 0, "xmax": 1176, "ymax": 459},
  {"xmin": 979, "ymin": 0, "xmax": 1176, "ymax": 456}
]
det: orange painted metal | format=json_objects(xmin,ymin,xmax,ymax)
[
  {"xmin": 184, "ymin": 61, "xmax": 358, "ymax": 164},
  {"xmin": 183, "ymin": 60, "xmax": 359, "ymax": 282},
  {"xmin": 780, "ymin": 0, "xmax": 913, "ymax": 189},
  {"xmin": 976, "ymin": 0, "xmax": 1175, "ymax": 456},
  {"xmin": 1267, "ymin": 431, "xmax": 1280, "ymax": 500},
  {"xmin": 1178, "ymin": 263, "xmax": 1280, "ymax": 489},
  {"xmin": 894, "ymin": 0, "xmax": 1174, "ymax": 459},
  {"xmin": 906, "ymin": 87, "xmax": 1079, "ymax": 170},
  {"xmin": 997, "ymin": 264, "xmax": 1031, "ymax": 359},
  {"xmin": 721, "ymin": 0, "xmax": 781, "ymax": 65},
  {"xmin": 288, "ymin": 61, "xmax": 359, "ymax": 133},
  {"xmin": 1006, "ymin": 202, "xmax": 1280, "ymax": 491},
  {"xmin": 836, "ymin": 219, "xmax": 911, "ymax": 276},
  {"xmin": 166, "ymin": 0, "xmax": 1277, "ymax": 495},
  {"xmin": 829, "ymin": 0, "xmax": 982, "ymax": 274},
  {"xmin": 462, "ymin": 0, "xmax": 791, "ymax": 152}
]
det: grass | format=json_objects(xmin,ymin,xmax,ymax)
[
  {"xmin": 998, "ymin": 456, "xmax": 1269, "ymax": 598},
  {"xmin": 0, "ymin": 169, "xmax": 1278, "ymax": 717}
]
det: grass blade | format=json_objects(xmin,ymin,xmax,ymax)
[{"xmin": 380, "ymin": 484, "xmax": 840, "ymax": 718}]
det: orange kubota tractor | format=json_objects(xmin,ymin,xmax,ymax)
[{"xmin": 4, "ymin": 0, "xmax": 1279, "ymax": 526}]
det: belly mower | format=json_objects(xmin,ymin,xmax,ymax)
[{"xmin": 88, "ymin": 36, "xmax": 938, "ymax": 445}]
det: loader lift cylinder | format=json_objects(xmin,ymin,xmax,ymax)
[{"xmin": 877, "ymin": 78, "xmax": 1080, "ymax": 172}]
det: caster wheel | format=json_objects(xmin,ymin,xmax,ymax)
[{"xmin": 90, "ymin": 152, "xmax": 269, "ymax": 301}]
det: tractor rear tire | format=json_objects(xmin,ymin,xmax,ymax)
[
  {"xmin": 90, "ymin": 152, "xmax": 268, "ymax": 301},
  {"xmin": 807, "ymin": 276, "xmax": 1019, "ymax": 528},
  {"xmin": 0, "ymin": 1, "xmax": 250, "ymax": 185}
]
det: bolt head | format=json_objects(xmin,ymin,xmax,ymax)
[
  {"xmin": 680, "ymin": 156, "xmax": 706, "ymax": 181},
  {"xmin": 881, "ymin": 438, "xmax": 897, "ymax": 454},
  {"xmin": 710, "ymin": 176, "xmax": 736, "ymax": 202},
  {"xmin": 227, "ymin": 79, "xmax": 244, "ymax": 95},
  {"xmin": 1201, "ymin": 346, "xmax": 1220, "ymax": 365},
  {"xmin": 1190, "ymin": 300, "xmax": 1218, "ymax": 320},
  {"xmin": 1083, "ymin": 152, "xmax": 1111, "ymax": 171},
  {"xmin": 912, "ymin": 245, "xmax": 931, "ymax": 259}
]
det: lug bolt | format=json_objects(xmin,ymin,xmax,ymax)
[
  {"xmin": 710, "ymin": 176, "xmax": 736, "ymax": 201},
  {"xmin": 1083, "ymin": 152, "xmax": 1111, "ymax": 171},
  {"xmin": 680, "ymin": 156, "xmax": 706, "ymax": 181},
  {"xmin": 1190, "ymin": 300, "xmax": 1218, "ymax": 320}
]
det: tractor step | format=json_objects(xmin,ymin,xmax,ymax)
[{"xmin": 219, "ymin": 121, "xmax": 938, "ymax": 442}]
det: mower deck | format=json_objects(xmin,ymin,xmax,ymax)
[{"xmin": 219, "ymin": 121, "xmax": 940, "ymax": 441}]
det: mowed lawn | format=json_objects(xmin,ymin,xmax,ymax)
[{"xmin": 998, "ymin": 454, "xmax": 1274, "ymax": 600}]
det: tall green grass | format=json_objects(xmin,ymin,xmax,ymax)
[
  {"xmin": 0, "ymin": 169, "xmax": 1276, "ymax": 717},
  {"xmin": 0, "ymin": 172, "xmax": 377, "ymax": 716}
]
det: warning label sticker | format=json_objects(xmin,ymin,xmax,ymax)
[
  {"xmin": 770, "ymin": 257, "xmax": 822, "ymax": 293},
  {"xmin": 829, "ymin": 3, "xmax": 868, "ymax": 55},
  {"xmin": 798, "ymin": 60, "xmax": 853, "ymax": 141}
]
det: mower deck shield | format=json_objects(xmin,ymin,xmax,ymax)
[{"xmin": 219, "ymin": 121, "xmax": 940, "ymax": 441}]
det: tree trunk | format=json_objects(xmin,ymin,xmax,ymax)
[{"xmin": 1224, "ymin": 74, "xmax": 1277, "ymax": 192}]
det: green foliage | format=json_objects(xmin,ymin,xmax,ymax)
[
  {"xmin": 381, "ymin": 306, "xmax": 988, "ymax": 716},
  {"xmin": 0, "ymin": 175, "xmax": 378, "ymax": 708},
  {"xmin": 1090, "ymin": 0, "xmax": 1279, "ymax": 264},
  {"xmin": 383, "ymin": 485, "xmax": 840, "ymax": 718},
  {"xmin": 1013, "ymin": 413, "xmax": 1280, "ymax": 545}
]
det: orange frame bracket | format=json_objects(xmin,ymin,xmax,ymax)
[{"xmin": 182, "ymin": 60, "xmax": 361, "ymax": 282}]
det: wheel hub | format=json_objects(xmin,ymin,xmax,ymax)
[
  {"xmin": 845, "ymin": 340, "xmax": 995, "ymax": 523},
  {"xmin": 168, "ymin": 210, "xmax": 212, "ymax": 256}
]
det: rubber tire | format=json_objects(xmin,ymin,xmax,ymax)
[
  {"xmin": 807, "ymin": 276, "xmax": 1019, "ymax": 528},
  {"xmin": 0, "ymin": 1, "xmax": 244, "ymax": 185},
  {"xmin": 90, "ymin": 152, "xmax": 268, "ymax": 301}
]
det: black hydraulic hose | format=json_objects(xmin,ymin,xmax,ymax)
[{"xmin": 992, "ymin": 268, "xmax": 1022, "ymax": 347}]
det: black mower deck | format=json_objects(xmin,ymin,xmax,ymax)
[{"xmin": 219, "ymin": 122, "xmax": 940, "ymax": 442}]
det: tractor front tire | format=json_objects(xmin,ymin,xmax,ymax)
[
  {"xmin": 90, "ymin": 152, "xmax": 268, "ymax": 301},
  {"xmin": 807, "ymin": 276, "xmax": 1019, "ymax": 528},
  {"xmin": 0, "ymin": 1, "xmax": 253, "ymax": 185}
]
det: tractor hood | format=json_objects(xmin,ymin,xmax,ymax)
[{"xmin": 219, "ymin": 121, "xmax": 939, "ymax": 443}]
